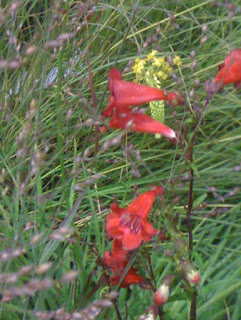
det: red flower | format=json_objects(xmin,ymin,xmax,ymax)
[
  {"xmin": 106, "ymin": 187, "xmax": 163, "ymax": 250},
  {"xmin": 104, "ymin": 239, "xmax": 127, "ymax": 271},
  {"xmin": 110, "ymin": 267, "xmax": 143, "ymax": 288},
  {"xmin": 109, "ymin": 112, "xmax": 176, "ymax": 139},
  {"xmin": 104, "ymin": 239, "xmax": 143, "ymax": 288},
  {"xmin": 102, "ymin": 68, "xmax": 184, "ymax": 118},
  {"xmin": 215, "ymin": 49, "xmax": 241, "ymax": 86}
]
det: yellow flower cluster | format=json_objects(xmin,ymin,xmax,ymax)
[
  {"xmin": 132, "ymin": 51, "xmax": 182, "ymax": 138},
  {"xmin": 132, "ymin": 50, "xmax": 181, "ymax": 82}
]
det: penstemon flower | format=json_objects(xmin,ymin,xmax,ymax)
[
  {"xmin": 102, "ymin": 68, "xmax": 182, "ymax": 118},
  {"xmin": 104, "ymin": 239, "xmax": 143, "ymax": 287},
  {"xmin": 215, "ymin": 49, "xmax": 241, "ymax": 87},
  {"xmin": 106, "ymin": 187, "xmax": 163, "ymax": 250}
]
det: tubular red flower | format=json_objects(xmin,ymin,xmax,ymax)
[
  {"xmin": 106, "ymin": 187, "xmax": 163, "ymax": 250},
  {"xmin": 109, "ymin": 112, "xmax": 176, "ymax": 139},
  {"xmin": 215, "ymin": 49, "xmax": 241, "ymax": 86},
  {"xmin": 104, "ymin": 239, "xmax": 143, "ymax": 288},
  {"xmin": 104, "ymin": 239, "xmax": 127, "ymax": 271},
  {"xmin": 110, "ymin": 268, "xmax": 143, "ymax": 288},
  {"xmin": 102, "ymin": 68, "xmax": 184, "ymax": 117},
  {"xmin": 223, "ymin": 49, "xmax": 241, "ymax": 66}
]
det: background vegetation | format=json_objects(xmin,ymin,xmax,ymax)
[{"xmin": 0, "ymin": 0, "xmax": 240, "ymax": 319}]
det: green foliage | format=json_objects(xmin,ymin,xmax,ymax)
[{"xmin": 0, "ymin": 1, "xmax": 241, "ymax": 319}]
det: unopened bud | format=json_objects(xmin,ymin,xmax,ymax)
[
  {"xmin": 167, "ymin": 12, "xmax": 175, "ymax": 22},
  {"xmin": 190, "ymin": 50, "xmax": 195, "ymax": 60},
  {"xmin": 200, "ymin": 36, "xmax": 208, "ymax": 44},
  {"xmin": 36, "ymin": 263, "xmax": 52, "ymax": 274},
  {"xmin": 201, "ymin": 24, "xmax": 208, "ymax": 33},
  {"xmin": 181, "ymin": 260, "xmax": 201, "ymax": 284},
  {"xmin": 189, "ymin": 89, "xmax": 195, "ymax": 98},
  {"xmin": 205, "ymin": 80, "xmax": 217, "ymax": 95},
  {"xmin": 136, "ymin": 305, "xmax": 157, "ymax": 320},
  {"xmin": 194, "ymin": 78, "xmax": 200, "ymax": 87},
  {"xmin": 191, "ymin": 61, "xmax": 197, "ymax": 72},
  {"xmin": 174, "ymin": 237, "xmax": 188, "ymax": 257},
  {"xmin": 25, "ymin": 46, "xmax": 37, "ymax": 56},
  {"xmin": 187, "ymin": 269, "xmax": 201, "ymax": 284},
  {"xmin": 61, "ymin": 271, "xmax": 79, "ymax": 283},
  {"xmin": 154, "ymin": 275, "xmax": 174, "ymax": 305},
  {"xmin": 167, "ymin": 55, "xmax": 173, "ymax": 66}
]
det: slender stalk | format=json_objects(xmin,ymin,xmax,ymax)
[
  {"xmin": 186, "ymin": 92, "xmax": 213, "ymax": 320},
  {"xmin": 187, "ymin": 152, "xmax": 194, "ymax": 261},
  {"xmin": 113, "ymin": 301, "xmax": 122, "ymax": 320},
  {"xmin": 190, "ymin": 289, "xmax": 197, "ymax": 320}
]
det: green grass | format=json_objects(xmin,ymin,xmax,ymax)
[{"xmin": 0, "ymin": 1, "xmax": 241, "ymax": 319}]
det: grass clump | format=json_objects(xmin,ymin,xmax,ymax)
[{"xmin": 0, "ymin": 1, "xmax": 241, "ymax": 319}]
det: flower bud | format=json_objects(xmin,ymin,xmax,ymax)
[
  {"xmin": 200, "ymin": 35, "xmax": 208, "ymax": 44},
  {"xmin": 167, "ymin": 55, "xmax": 173, "ymax": 66},
  {"xmin": 194, "ymin": 78, "xmax": 200, "ymax": 87},
  {"xmin": 201, "ymin": 24, "xmax": 208, "ymax": 33},
  {"xmin": 205, "ymin": 80, "xmax": 217, "ymax": 95},
  {"xmin": 189, "ymin": 89, "xmax": 195, "ymax": 98},
  {"xmin": 181, "ymin": 260, "xmax": 201, "ymax": 284},
  {"xmin": 191, "ymin": 61, "xmax": 197, "ymax": 72},
  {"xmin": 153, "ymin": 275, "xmax": 174, "ymax": 305},
  {"xmin": 174, "ymin": 237, "xmax": 188, "ymax": 257},
  {"xmin": 190, "ymin": 50, "xmax": 195, "ymax": 60}
]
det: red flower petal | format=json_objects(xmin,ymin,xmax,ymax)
[
  {"xmin": 104, "ymin": 239, "xmax": 127, "ymax": 270},
  {"xmin": 224, "ymin": 49, "xmax": 241, "ymax": 66},
  {"xmin": 109, "ymin": 113, "xmax": 176, "ymax": 139},
  {"xmin": 120, "ymin": 271, "xmax": 143, "ymax": 287},
  {"xmin": 102, "ymin": 96, "xmax": 131, "ymax": 118},
  {"xmin": 215, "ymin": 49, "xmax": 241, "ymax": 86},
  {"xmin": 141, "ymin": 220, "xmax": 159, "ymax": 241},
  {"xmin": 111, "ymin": 80, "xmax": 169, "ymax": 107},
  {"xmin": 126, "ymin": 188, "xmax": 162, "ymax": 220},
  {"xmin": 109, "ymin": 68, "xmax": 123, "ymax": 92},
  {"xmin": 106, "ymin": 214, "xmax": 123, "ymax": 238},
  {"xmin": 215, "ymin": 62, "xmax": 241, "ymax": 85},
  {"xmin": 122, "ymin": 232, "xmax": 143, "ymax": 250},
  {"xmin": 104, "ymin": 251, "xmax": 112, "ymax": 266},
  {"xmin": 112, "ymin": 238, "xmax": 125, "ymax": 252},
  {"xmin": 110, "ymin": 267, "xmax": 143, "ymax": 287},
  {"xmin": 110, "ymin": 202, "xmax": 125, "ymax": 215}
]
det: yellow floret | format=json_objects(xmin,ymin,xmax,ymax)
[
  {"xmin": 173, "ymin": 55, "xmax": 182, "ymax": 66},
  {"xmin": 158, "ymin": 57, "xmax": 165, "ymax": 64},
  {"xmin": 161, "ymin": 62, "xmax": 170, "ymax": 71},
  {"xmin": 146, "ymin": 50, "xmax": 158, "ymax": 61},
  {"xmin": 152, "ymin": 56, "xmax": 165, "ymax": 67},
  {"xmin": 153, "ymin": 74, "xmax": 161, "ymax": 84},
  {"xmin": 132, "ymin": 64, "xmax": 139, "ymax": 74},
  {"xmin": 132, "ymin": 59, "xmax": 146, "ymax": 74},
  {"xmin": 157, "ymin": 70, "xmax": 168, "ymax": 80}
]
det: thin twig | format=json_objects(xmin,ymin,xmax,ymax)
[
  {"xmin": 187, "ymin": 151, "xmax": 194, "ymax": 261},
  {"xmin": 190, "ymin": 289, "xmax": 197, "ymax": 320},
  {"xmin": 113, "ymin": 300, "xmax": 123, "ymax": 320},
  {"xmin": 86, "ymin": 46, "xmax": 98, "ymax": 110},
  {"xmin": 186, "ymin": 91, "xmax": 213, "ymax": 320}
]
